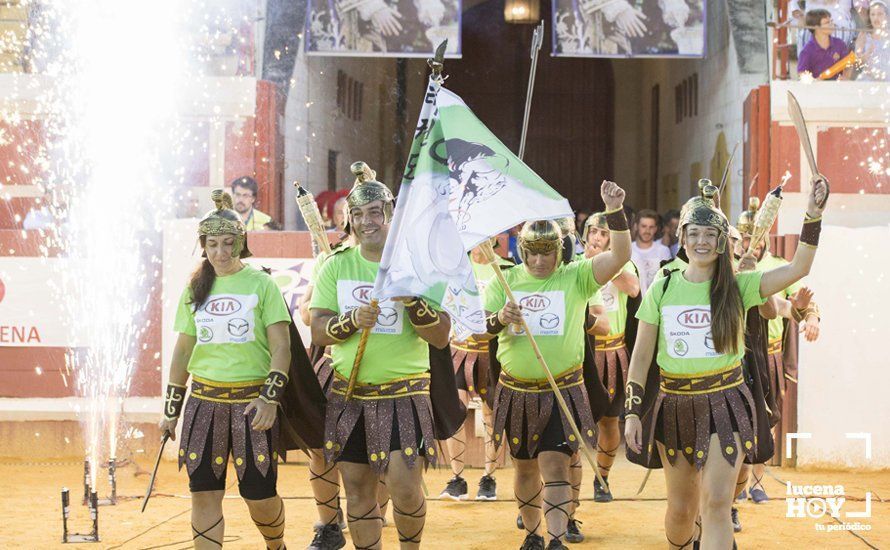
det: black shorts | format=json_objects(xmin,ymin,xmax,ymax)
[
  {"xmin": 336, "ymin": 408, "xmax": 426, "ymax": 465},
  {"xmin": 509, "ymin": 400, "xmax": 574, "ymax": 460},
  {"xmin": 188, "ymin": 415, "xmax": 278, "ymax": 501}
]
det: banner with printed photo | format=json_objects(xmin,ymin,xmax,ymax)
[
  {"xmin": 305, "ymin": 0, "xmax": 462, "ymax": 57},
  {"xmin": 552, "ymin": 0, "xmax": 706, "ymax": 58}
]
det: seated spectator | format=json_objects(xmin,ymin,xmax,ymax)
[
  {"xmin": 798, "ymin": 9, "xmax": 854, "ymax": 80},
  {"xmin": 855, "ymin": 0, "xmax": 890, "ymax": 81},
  {"xmin": 230, "ymin": 176, "xmax": 272, "ymax": 230}
]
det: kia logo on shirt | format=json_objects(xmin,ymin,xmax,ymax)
[
  {"xmin": 677, "ymin": 308, "xmax": 711, "ymax": 329},
  {"xmin": 519, "ymin": 294, "xmax": 551, "ymax": 312},
  {"xmin": 352, "ymin": 285, "xmax": 373, "ymax": 304},
  {"xmin": 228, "ymin": 318, "xmax": 250, "ymax": 337},
  {"xmin": 205, "ymin": 297, "xmax": 242, "ymax": 316},
  {"xmin": 377, "ymin": 307, "xmax": 398, "ymax": 327}
]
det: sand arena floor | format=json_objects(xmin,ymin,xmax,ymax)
[{"xmin": 1, "ymin": 454, "xmax": 887, "ymax": 549}]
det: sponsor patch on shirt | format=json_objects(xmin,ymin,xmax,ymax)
[
  {"xmin": 601, "ymin": 282, "xmax": 619, "ymax": 312},
  {"xmin": 337, "ymin": 280, "xmax": 404, "ymax": 335},
  {"xmin": 194, "ymin": 293, "xmax": 258, "ymax": 345},
  {"xmin": 508, "ymin": 291, "xmax": 566, "ymax": 337},
  {"xmin": 661, "ymin": 305, "xmax": 723, "ymax": 359}
]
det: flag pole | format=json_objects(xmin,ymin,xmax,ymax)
[
  {"xmin": 480, "ymin": 242, "xmax": 607, "ymax": 489},
  {"xmin": 346, "ymin": 42, "xmax": 450, "ymax": 400},
  {"xmin": 518, "ymin": 20, "xmax": 544, "ymax": 160}
]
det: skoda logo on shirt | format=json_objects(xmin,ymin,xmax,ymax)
[
  {"xmin": 519, "ymin": 294, "xmax": 551, "ymax": 312},
  {"xmin": 377, "ymin": 307, "xmax": 398, "ymax": 327},
  {"xmin": 539, "ymin": 313, "xmax": 560, "ymax": 329},
  {"xmin": 228, "ymin": 318, "xmax": 250, "ymax": 337},
  {"xmin": 198, "ymin": 326, "xmax": 213, "ymax": 343},
  {"xmin": 674, "ymin": 339, "xmax": 689, "ymax": 356}
]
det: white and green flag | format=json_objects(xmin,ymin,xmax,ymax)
[{"xmin": 373, "ymin": 77, "xmax": 573, "ymax": 334}]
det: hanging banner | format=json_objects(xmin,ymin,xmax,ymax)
[
  {"xmin": 304, "ymin": 0, "xmax": 462, "ymax": 57},
  {"xmin": 0, "ymin": 258, "xmax": 85, "ymax": 347},
  {"xmin": 552, "ymin": 0, "xmax": 706, "ymax": 58}
]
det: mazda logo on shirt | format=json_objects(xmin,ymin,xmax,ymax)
[
  {"xmin": 377, "ymin": 307, "xmax": 398, "ymax": 327},
  {"xmin": 228, "ymin": 318, "xmax": 250, "ymax": 337},
  {"xmin": 539, "ymin": 313, "xmax": 560, "ymax": 329}
]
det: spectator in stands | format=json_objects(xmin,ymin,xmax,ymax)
[
  {"xmin": 855, "ymin": 0, "xmax": 890, "ymax": 81},
  {"xmin": 332, "ymin": 196, "xmax": 348, "ymax": 232},
  {"xmin": 575, "ymin": 209, "xmax": 591, "ymax": 234},
  {"xmin": 631, "ymin": 209, "xmax": 672, "ymax": 294},
  {"xmin": 798, "ymin": 0, "xmax": 868, "ymax": 49},
  {"xmin": 661, "ymin": 209, "xmax": 681, "ymax": 257},
  {"xmin": 798, "ymin": 9, "xmax": 855, "ymax": 79},
  {"xmin": 231, "ymin": 176, "xmax": 272, "ymax": 230}
]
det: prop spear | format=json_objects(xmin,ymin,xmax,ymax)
[
  {"xmin": 140, "ymin": 432, "xmax": 169, "ymax": 513},
  {"xmin": 518, "ymin": 20, "xmax": 544, "ymax": 160}
]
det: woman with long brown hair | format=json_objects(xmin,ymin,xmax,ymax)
[
  {"xmin": 158, "ymin": 190, "xmax": 293, "ymax": 549},
  {"xmin": 624, "ymin": 177, "xmax": 829, "ymax": 549}
]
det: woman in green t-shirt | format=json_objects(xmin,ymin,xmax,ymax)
[
  {"xmin": 158, "ymin": 190, "xmax": 293, "ymax": 550},
  {"xmin": 624, "ymin": 178, "xmax": 829, "ymax": 549}
]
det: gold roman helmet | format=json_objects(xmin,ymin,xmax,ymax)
[
  {"xmin": 736, "ymin": 196, "xmax": 760, "ymax": 237},
  {"xmin": 678, "ymin": 179, "xmax": 730, "ymax": 254},
  {"xmin": 198, "ymin": 189, "xmax": 251, "ymax": 258},
  {"xmin": 344, "ymin": 161, "xmax": 394, "ymax": 234},
  {"xmin": 582, "ymin": 211, "xmax": 608, "ymax": 243},
  {"xmin": 519, "ymin": 220, "xmax": 564, "ymax": 265}
]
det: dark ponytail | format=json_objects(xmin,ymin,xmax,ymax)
[
  {"xmin": 710, "ymin": 246, "xmax": 744, "ymax": 354},
  {"xmin": 188, "ymin": 258, "xmax": 216, "ymax": 313}
]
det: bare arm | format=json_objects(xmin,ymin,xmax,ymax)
[
  {"xmin": 414, "ymin": 315, "xmax": 451, "ymax": 349},
  {"xmin": 611, "ymin": 269, "xmax": 640, "ymax": 298},
  {"xmin": 266, "ymin": 321, "xmax": 291, "ymax": 374},
  {"xmin": 592, "ymin": 181, "xmax": 631, "ymax": 285},
  {"xmin": 586, "ymin": 304, "xmax": 611, "ymax": 336},
  {"xmin": 758, "ymin": 295, "xmax": 779, "ymax": 320},
  {"xmin": 627, "ymin": 321, "xmax": 657, "ymax": 387},
  {"xmin": 169, "ymin": 333, "xmax": 196, "ymax": 385},
  {"xmin": 299, "ymin": 284, "xmax": 314, "ymax": 326}
]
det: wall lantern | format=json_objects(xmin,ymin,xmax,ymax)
[{"xmin": 504, "ymin": 0, "xmax": 539, "ymax": 24}]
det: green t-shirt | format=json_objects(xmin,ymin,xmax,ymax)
[
  {"xmin": 310, "ymin": 246, "xmax": 433, "ymax": 385},
  {"xmin": 484, "ymin": 258, "xmax": 601, "ymax": 379},
  {"xmin": 174, "ymin": 264, "xmax": 292, "ymax": 382},
  {"xmin": 309, "ymin": 250, "xmax": 330, "ymax": 284},
  {"xmin": 591, "ymin": 260, "xmax": 637, "ymax": 338},
  {"xmin": 756, "ymin": 253, "xmax": 803, "ymax": 342},
  {"xmin": 636, "ymin": 270, "xmax": 766, "ymax": 375}
]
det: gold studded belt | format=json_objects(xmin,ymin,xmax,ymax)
[{"xmin": 659, "ymin": 363, "xmax": 743, "ymax": 395}]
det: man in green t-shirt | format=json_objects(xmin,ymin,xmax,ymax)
[
  {"xmin": 309, "ymin": 162, "xmax": 451, "ymax": 550},
  {"xmin": 582, "ymin": 211, "xmax": 641, "ymax": 505},
  {"xmin": 479, "ymin": 181, "xmax": 630, "ymax": 550}
]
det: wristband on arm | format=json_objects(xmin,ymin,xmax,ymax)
[
  {"xmin": 604, "ymin": 206, "xmax": 629, "ymax": 233},
  {"xmin": 164, "ymin": 384, "xmax": 187, "ymax": 420},
  {"xmin": 325, "ymin": 309, "xmax": 361, "ymax": 342},
  {"xmin": 624, "ymin": 381, "xmax": 645, "ymax": 419},
  {"xmin": 259, "ymin": 370, "xmax": 289, "ymax": 405},
  {"xmin": 404, "ymin": 298, "xmax": 441, "ymax": 328},
  {"xmin": 799, "ymin": 215, "xmax": 822, "ymax": 247},
  {"xmin": 486, "ymin": 311, "xmax": 507, "ymax": 335}
]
